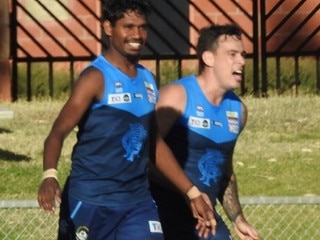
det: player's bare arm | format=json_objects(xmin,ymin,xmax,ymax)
[
  {"xmin": 220, "ymin": 101, "xmax": 247, "ymax": 221},
  {"xmin": 42, "ymin": 67, "xmax": 104, "ymax": 169},
  {"xmin": 38, "ymin": 67, "xmax": 104, "ymax": 213},
  {"xmin": 217, "ymin": 102, "xmax": 259, "ymax": 239},
  {"xmin": 155, "ymin": 83, "xmax": 185, "ymax": 136},
  {"xmin": 155, "ymin": 83, "xmax": 217, "ymax": 237},
  {"xmin": 219, "ymin": 171, "xmax": 243, "ymax": 222}
]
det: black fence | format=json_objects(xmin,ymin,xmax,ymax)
[
  {"xmin": 9, "ymin": 0, "xmax": 320, "ymax": 100},
  {"xmin": 260, "ymin": 0, "xmax": 320, "ymax": 96}
]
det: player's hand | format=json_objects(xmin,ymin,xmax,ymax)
[
  {"xmin": 37, "ymin": 178, "xmax": 62, "ymax": 213},
  {"xmin": 190, "ymin": 193, "xmax": 216, "ymax": 238},
  {"xmin": 233, "ymin": 216, "xmax": 260, "ymax": 240}
]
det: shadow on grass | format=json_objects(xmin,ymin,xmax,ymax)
[
  {"xmin": 0, "ymin": 149, "xmax": 31, "ymax": 162},
  {"xmin": 0, "ymin": 127, "xmax": 13, "ymax": 134}
]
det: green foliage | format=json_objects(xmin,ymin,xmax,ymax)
[
  {"xmin": 243, "ymin": 57, "xmax": 318, "ymax": 96},
  {"xmin": 158, "ymin": 60, "xmax": 179, "ymax": 87},
  {"xmin": 17, "ymin": 63, "xmax": 72, "ymax": 99}
]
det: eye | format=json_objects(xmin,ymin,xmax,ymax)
[
  {"xmin": 229, "ymin": 52, "xmax": 236, "ymax": 57},
  {"xmin": 124, "ymin": 23, "xmax": 135, "ymax": 30},
  {"xmin": 139, "ymin": 24, "xmax": 148, "ymax": 32}
]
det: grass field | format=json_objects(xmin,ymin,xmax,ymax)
[{"xmin": 0, "ymin": 95, "xmax": 320, "ymax": 199}]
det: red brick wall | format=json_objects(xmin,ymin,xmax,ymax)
[
  {"xmin": 15, "ymin": 0, "xmax": 320, "ymax": 58},
  {"xmin": 190, "ymin": 0, "xmax": 320, "ymax": 53},
  {"xmin": 264, "ymin": 0, "xmax": 320, "ymax": 52},
  {"xmin": 17, "ymin": 0, "xmax": 101, "ymax": 58},
  {"xmin": 190, "ymin": 0, "xmax": 254, "ymax": 54}
]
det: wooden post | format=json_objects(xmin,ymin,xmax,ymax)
[{"xmin": 0, "ymin": 0, "xmax": 11, "ymax": 102}]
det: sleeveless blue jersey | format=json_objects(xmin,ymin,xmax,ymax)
[
  {"xmin": 165, "ymin": 75, "xmax": 242, "ymax": 204},
  {"xmin": 69, "ymin": 55, "xmax": 158, "ymax": 206}
]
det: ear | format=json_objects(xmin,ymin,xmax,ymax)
[
  {"xmin": 202, "ymin": 51, "xmax": 215, "ymax": 67},
  {"xmin": 102, "ymin": 20, "xmax": 112, "ymax": 37}
]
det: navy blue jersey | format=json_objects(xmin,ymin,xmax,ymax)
[
  {"xmin": 69, "ymin": 55, "xmax": 158, "ymax": 206},
  {"xmin": 165, "ymin": 75, "xmax": 242, "ymax": 204}
]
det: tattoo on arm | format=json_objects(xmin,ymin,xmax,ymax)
[{"xmin": 221, "ymin": 174, "xmax": 243, "ymax": 222}]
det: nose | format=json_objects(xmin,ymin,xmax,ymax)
[
  {"xmin": 238, "ymin": 53, "xmax": 245, "ymax": 66},
  {"xmin": 132, "ymin": 27, "xmax": 143, "ymax": 38},
  {"xmin": 132, "ymin": 26, "xmax": 147, "ymax": 40}
]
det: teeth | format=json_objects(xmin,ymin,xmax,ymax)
[
  {"xmin": 234, "ymin": 70, "xmax": 242, "ymax": 74},
  {"xmin": 128, "ymin": 42, "xmax": 141, "ymax": 48}
]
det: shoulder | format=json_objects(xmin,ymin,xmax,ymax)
[
  {"xmin": 161, "ymin": 75, "xmax": 196, "ymax": 94},
  {"xmin": 159, "ymin": 80, "xmax": 186, "ymax": 100},
  {"xmin": 240, "ymin": 100, "xmax": 247, "ymax": 130},
  {"xmin": 157, "ymin": 80, "xmax": 186, "ymax": 113},
  {"xmin": 78, "ymin": 66, "xmax": 104, "ymax": 85},
  {"xmin": 74, "ymin": 66, "xmax": 104, "ymax": 102}
]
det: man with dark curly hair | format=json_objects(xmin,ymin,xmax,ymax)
[{"xmin": 37, "ymin": 1, "xmax": 214, "ymax": 239}]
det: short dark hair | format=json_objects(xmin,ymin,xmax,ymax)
[
  {"xmin": 196, "ymin": 23, "xmax": 243, "ymax": 72},
  {"xmin": 101, "ymin": 0, "xmax": 152, "ymax": 25}
]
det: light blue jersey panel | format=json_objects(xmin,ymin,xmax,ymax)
[
  {"xmin": 91, "ymin": 55, "xmax": 157, "ymax": 116},
  {"xmin": 165, "ymin": 75, "xmax": 242, "ymax": 204},
  {"xmin": 69, "ymin": 55, "xmax": 158, "ymax": 207}
]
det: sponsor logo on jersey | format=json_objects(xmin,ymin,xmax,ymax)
[
  {"xmin": 196, "ymin": 105, "xmax": 204, "ymax": 117},
  {"xmin": 134, "ymin": 93, "xmax": 143, "ymax": 99},
  {"xmin": 76, "ymin": 226, "xmax": 89, "ymax": 240},
  {"xmin": 108, "ymin": 93, "xmax": 132, "ymax": 104},
  {"xmin": 144, "ymin": 81, "xmax": 157, "ymax": 104},
  {"xmin": 148, "ymin": 221, "xmax": 163, "ymax": 233},
  {"xmin": 114, "ymin": 81, "xmax": 123, "ymax": 93},
  {"xmin": 226, "ymin": 111, "xmax": 239, "ymax": 124},
  {"xmin": 188, "ymin": 116, "xmax": 211, "ymax": 129},
  {"xmin": 213, "ymin": 120, "xmax": 223, "ymax": 127},
  {"xmin": 226, "ymin": 111, "xmax": 239, "ymax": 133},
  {"xmin": 228, "ymin": 124, "xmax": 239, "ymax": 134}
]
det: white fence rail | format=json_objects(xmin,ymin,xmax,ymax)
[{"xmin": 1, "ymin": 196, "xmax": 319, "ymax": 240}]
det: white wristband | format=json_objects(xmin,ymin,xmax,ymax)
[
  {"xmin": 42, "ymin": 168, "xmax": 58, "ymax": 181},
  {"xmin": 186, "ymin": 185, "xmax": 201, "ymax": 200}
]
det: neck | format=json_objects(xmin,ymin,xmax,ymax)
[
  {"xmin": 197, "ymin": 73, "xmax": 226, "ymax": 105},
  {"xmin": 104, "ymin": 52, "xmax": 138, "ymax": 77}
]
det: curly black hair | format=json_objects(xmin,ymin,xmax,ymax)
[{"xmin": 101, "ymin": 0, "xmax": 152, "ymax": 26}]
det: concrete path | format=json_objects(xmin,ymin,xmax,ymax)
[{"xmin": 0, "ymin": 107, "xmax": 14, "ymax": 119}]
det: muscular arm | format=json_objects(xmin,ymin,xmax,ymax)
[
  {"xmin": 151, "ymin": 83, "xmax": 216, "ymax": 237},
  {"xmin": 38, "ymin": 67, "xmax": 104, "ymax": 212},
  {"xmin": 43, "ymin": 68, "xmax": 104, "ymax": 170},
  {"xmin": 218, "ymin": 101, "xmax": 247, "ymax": 222},
  {"xmin": 152, "ymin": 83, "xmax": 193, "ymax": 193},
  {"xmin": 218, "ymin": 169, "xmax": 244, "ymax": 222},
  {"xmin": 218, "ymin": 102, "xmax": 260, "ymax": 239}
]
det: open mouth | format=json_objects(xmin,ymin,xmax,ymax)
[{"xmin": 232, "ymin": 69, "xmax": 243, "ymax": 76}]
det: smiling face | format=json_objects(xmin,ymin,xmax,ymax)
[
  {"xmin": 103, "ymin": 10, "xmax": 148, "ymax": 61},
  {"xmin": 211, "ymin": 35, "xmax": 246, "ymax": 90}
]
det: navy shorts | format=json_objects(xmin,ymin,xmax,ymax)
[
  {"xmin": 150, "ymin": 183, "xmax": 232, "ymax": 240},
  {"xmin": 58, "ymin": 192, "xmax": 163, "ymax": 240}
]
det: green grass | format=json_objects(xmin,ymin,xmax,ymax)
[
  {"xmin": 234, "ymin": 95, "xmax": 320, "ymax": 196},
  {"xmin": 0, "ymin": 96, "xmax": 320, "ymax": 199}
]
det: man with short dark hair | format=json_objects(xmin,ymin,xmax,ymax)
[{"xmin": 150, "ymin": 23, "xmax": 260, "ymax": 240}]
